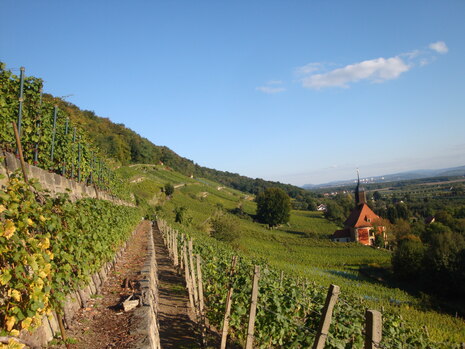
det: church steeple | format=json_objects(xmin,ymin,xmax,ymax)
[{"xmin": 355, "ymin": 169, "xmax": 366, "ymax": 205}]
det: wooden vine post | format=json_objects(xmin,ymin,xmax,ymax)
[
  {"xmin": 364, "ymin": 310, "xmax": 382, "ymax": 349},
  {"xmin": 183, "ymin": 244, "xmax": 194, "ymax": 308},
  {"xmin": 188, "ymin": 239, "xmax": 199, "ymax": 309},
  {"xmin": 220, "ymin": 255, "xmax": 238, "ymax": 349},
  {"xmin": 12, "ymin": 122, "xmax": 29, "ymax": 184},
  {"xmin": 196, "ymin": 254, "xmax": 207, "ymax": 347},
  {"xmin": 245, "ymin": 265, "xmax": 260, "ymax": 349},
  {"xmin": 173, "ymin": 230, "xmax": 178, "ymax": 267},
  {"xmin": 180, "ymin": 234, "xmax": 185, "ymax": 270},
  {"xmin": 312, "ymin": 284, "xmax": 340, "ymax": 349}
]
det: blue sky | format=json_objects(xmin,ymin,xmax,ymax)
[{"xmin": 1, "ymin": 1, "xmax": 465, "ymax": 185}]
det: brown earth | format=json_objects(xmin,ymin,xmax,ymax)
[
  {"xmin": 48, "ymin": 221, "xmax": 148, "ymax": 348},
  {"xmin": 152, "ymin": 222, "xmax": 201, "ymax": 349},
  {"xmin": 48, "ymin": 220, "xmax": 202, "ymax": 349}
]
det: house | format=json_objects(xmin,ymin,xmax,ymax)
[
  {"xmin": 317, "ymin": 204, "xmax": 327, "ymax": 212},
  {"xmin": 331, "ymin": 171, "xmax": 386, "ymax": 246}
]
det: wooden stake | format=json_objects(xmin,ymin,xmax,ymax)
[
  {"xmin": 12, "ymin": 122, "xmax": 29, "ymax": 184},
  {"xmin": 197, "ymin": 254, "xmax": 207, "ymax": 347},
  {"xmin": 56, "ymin": 313, "xmax": 71, "ymax": 349},
  {"xmin": 173, "ymin": 230, "xmax": 179, "ymax": 266},
  {"xmin": 364, "ymin": 310, "xmax": 382, "ymax": 349},
  {"xmin": 245, "ymin": 265, "xmax": 260, "ymax": 349},
  {"xmin": 183, "ymin": 244, "xmax": 194, "ymax": 308},
  {"xmin": 180, "ymin": 234, "xmax": 185, "ymax": 270},
  {"xmin": 220, "ymin": 256, "xmax": 238, "ymax": 349},
  {"xmin": 188, "ymin": 239, "xmax": 199, "ymax": 307},
  {"xmin": 312, "ymin": 284, "xmax": 340, "ymax": 349}
]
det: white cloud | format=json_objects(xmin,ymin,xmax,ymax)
[
  {"xmin": 429, "ymin": 41, "xmax": 448, "ymax": 54},
  {"xmin": 295, "ymin": 62, "xmax": 322, "ymax": 75},
  {"xmin": 256, "ymin": 86, "xmax": 286, "ymax": 94},
  {"xmin": 300, "ymin": 56, "xmax": 410, "ymax": 89},
  {"xmin": 267, "ymin": 80, "xmax": 283, "ymax": 85}
]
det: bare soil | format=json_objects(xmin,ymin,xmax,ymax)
[
  {"xmin": 49, "ymin": 221, "xmax": 150, "ymax": 349},
  {"xmin": 152, "ymin": 222, "xmax": 200, "ymax": 349},
  {"xmin": 49, "ymin": 220, "xmax": 202, "ymax": 349}
]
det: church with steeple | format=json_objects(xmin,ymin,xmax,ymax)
[{"xmin": 331, "ymin": 171, "xmax": 385, "ymax": 245}]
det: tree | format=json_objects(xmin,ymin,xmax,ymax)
[
  {"xmin": 324, "ymin": 201, "xmax": 345, "ymax": 225},
  {"xmin": 392, "ymin": 238, "xmax": 425, "ymax": 279},
  {"xmin": 164, "ymin": 182, "xmax": 174, "ymax": 197},
  {"xmin": 256, "ymin": 188, "xmax": 291, "ymax": 227}
]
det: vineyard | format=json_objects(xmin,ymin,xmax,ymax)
[
  {"xmin": 157, "ymin": 219, "xmax": 460, "ymax": 348},
  {"xmin": 0, "ymin": 63, "xmax": 130, "ymax": 200},
  {"xmin": 0, "ymin": 174, "xmax": 141, "ymax": 347}
]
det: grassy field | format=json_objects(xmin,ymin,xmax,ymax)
[{"xmin": 118, "ymin": 164, "xmax": 465, "ymax": 342}]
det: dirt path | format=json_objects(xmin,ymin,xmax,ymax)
[
  {"xmin": 152, "ymin": 222, "xmax": 200, "ymax": 349},
  {"xmin": 49, "ymin": 221, "xmax": 151, "ymax": 349}
]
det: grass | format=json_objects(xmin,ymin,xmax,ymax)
[{"xmin": 121, "ymin": 164, "xmax": 465, "ymax": 342}]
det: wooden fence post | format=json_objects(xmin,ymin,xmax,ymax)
[
  {"xmin": 364, "ymin": 310, "xmax": 382, "ymax": 349},
  {"xmin": 188, "ymin": 239, "xmax": 199, "ymax": 308},
  {"xmin": 183, "ymin": 244, "xmax": 194, "ymax": 309},
  {"xmin": 220, "ymin": 256, "xmax": 238, "ymax": 349},
  {"xmin": 180, "ymin": 234, "xmax": 185, "ymax": 270},
  {"xmin": 279, "ymin": 270, "xmax": 284, "ymax": 287},
  {"xmin": 312, "ymin": 284, "xmax": 340, "ymax": 349},
  {"xmin": 173, "ymin": 230, "xmax": 178, "ymax": 267},
  {"xmin": 245, "ymin": 265, "xmax": 260, "ymax": 349},
  {"xmin": 196, "ymin": 254, "xmax": 207, "ymax": 347}
]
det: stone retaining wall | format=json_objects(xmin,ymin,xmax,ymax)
[
  {"xmin": 129, "ymin": 223, "xmax": 161, "ymax": 349},
  {"xmin": 0, "ymin": 150, "xmax": 134, "ymax": 206}
]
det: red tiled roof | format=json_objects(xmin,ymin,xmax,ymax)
[
  {"xmin": 344, "ymin": 203, "xmax": 380, "ymax": 228},
  {"xmin": 332, "ymin": 229, "xmax": 351, "ymax": 238}
]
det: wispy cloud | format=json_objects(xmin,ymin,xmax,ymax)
[
  {"xmin": 295, "ymin": 62, "xmax": 322, "ymax": 75},
  {"xmin": 256, "ymin": 86, "xmax": 286, "ymax": 94},
  {"xmin": 429, "ymin": 41, "xmax": 448, "ymax": 54},
  {"xmin": 296, "ymin": 41, "xmax": 448, "ymax": 90},
  {"xmin": 256, "ymin": 80, "xmax": 285, "ymax": 94},
  {"xmin": 299, "ymin": 57, "xmax": 410, "ymax": 89}
]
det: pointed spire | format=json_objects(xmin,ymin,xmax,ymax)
[{"xmin": 355, "ymin": 168, "xmax": 366, "ymax": 205}]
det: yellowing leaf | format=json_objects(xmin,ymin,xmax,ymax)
[
  {"xmin": 21, "ymin": 317, "xmax": 33, "ymax": 330},
  {"xmin": 3, "ymin": 220, "xmax": 16, "ymax": 239},
  {"xmin": 5, "ymin": 315, "xmax": 16, "ymax": 331},
  {"xmin": 9, "ymin": 329, "xmax": 20, "ymax": 337},
  {"xmin": 27, "ymin": 218, "xmax": 34, "ymax": 226},
  {"xmin": 5, "ymin": 338, "xmax": 25, "ymax": 349},
  {"xmin": 0, "ymin": 204, "xmax": 5, "ymax": 213},
  {"xmin": 9, "ymin": 289, "xmax": 21, "ymax": 302},
  {"xmin": 39, "ymin": 215, "xmax": 46, "ymax": 222},
  {"xmin": 38, "ymin": 237, "xmax": 50, "ymax": 249}
]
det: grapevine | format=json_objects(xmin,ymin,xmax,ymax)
[{"xmin": 0, "ymin": 173, "xmax": 141, "ymax": 346}]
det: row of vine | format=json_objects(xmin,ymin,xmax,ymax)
[
  {"xmin": 160, "ymin": 221, "xmax": 458, "ymax": 348},
  {"xmin": 0, "ymin": 62, "xmax": 130, "ymax": 201},
  {"xmin": 0, "ymin": 173, "xmax": 142, "ymax": 348}
]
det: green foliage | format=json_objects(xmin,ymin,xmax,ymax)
[
  {"xmin": 164, "ymin": 182, "xmax": 174, "ymax": 197},
  {"xmin": 174, "ymin": 206, "xmax": 192, "ymax": 226},
  {"xmin": 392, "ymin": 239, "xmax": 425, "ymax": 279},
  {"xmin": 162, "ymin": 222, "xmax": 451, "ymax": 348},
  {"xmin": 209, "ymin": 211, "xmax": 239, "ymax": 242},
  {"xmin": 324, "ymin": 201, "xmax": 345, "ymax": 225},
  {"xmin": 256, "ymin": 188, "xmax": 291, "ymax": 227},
  {"xmin": 0, "ymin": 63, "xmax": 131, "ymax": 201},
  {"xmin": 0, "ymin": 173, "xmax": 141, "ymax": 337}
]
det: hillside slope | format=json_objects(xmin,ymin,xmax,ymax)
[{"xmin": 45, "ymin": 94, "xmax": 314, "ymax": 205}]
